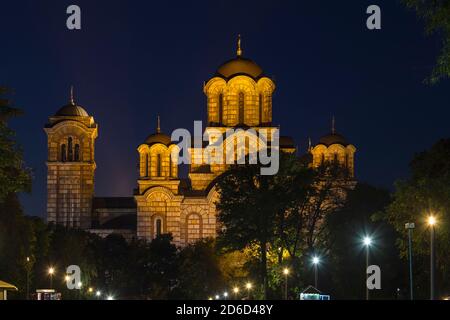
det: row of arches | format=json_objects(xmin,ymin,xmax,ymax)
[
  {"xmin": 138, "ymin": 144, "xmax": 178, "ymax": 179},
  {"xmin": 151, "ymin": 213, "xmax": 202, "ymax": 244},
  {"xmin": 60, "ymin": 137, "xmax": 81, "ymax": 162}
]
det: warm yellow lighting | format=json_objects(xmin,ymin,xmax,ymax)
[
  {"xmin": 283, "ymin": 268, "xmax": 289, "ymax": 275},
  {"xmin": 48, "ymin": 267, "xmax": 55, "ymax": 275},
  {"xmin": 64, "ymin": 275, "xmax": 70, "ymax": 282},
  {"xmin": 88, "ymin": 287, "xmax": 93, "ymax": 293},
  {"xmin": 245, "ymin": 282, "xmax": 252, "ymax": 290},
  {"xmin": 233, "ymin": 287, "xmax": 239, "ymax": 294},
  {"xmin": 428, "ymin": 216, "xmax": 437, "ymax": 226}
]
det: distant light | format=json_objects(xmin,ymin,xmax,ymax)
[
  {"xmin": 77, "ymin": 282, "xmax": 82, "ymax": 289},
  {"xmin": 223, "ymin": 292, "xmax": 228, "ymax": 298},
  {"xmin": 215, "ymin": 295, "xmax": 220, "ymax": 300},
  {"xmin": 96, "ymin": 291, "xmax": 101, "ymax": 297},
  {"xmin": 107, "ymin": 295, "xmax": 114, "ymax": 300},
  {"xmin": 312, "ymin": 256, "xmax": 320, "ymax": 265},
  {"xmin": 233, "ymin": 287, "xmax": 239, "ymax": 294},
  {"xmin": 428, "ymin": 216, "xmax": 437, "ymax": 226},
  {"xmin": 246, "ymin": 282, "xmax": 252, "ymax": 290},
  {"xmin": 363, "ymin": 236, "xmax": 372, "ymax": 246},
  {"xmin": 88, "ymin": 287, "xmax": 93, "ymax": 293},
  {"xmin": 26, "ymin": 257, "xmax": 30, "ymax": 262},
  {"xmin": 208, "ymin": 297, "xmax": 213, "ymax": 300},
  {"xmin": 48, "ymin": 267, "xmax": 55, "ymax": 275},
  {"xmin": 64, "ymin": 275, "xmax": 70, "ymax": 282},
  {"xmin": 283, "ymin": 268, "xmax": 289, "ymax": 275}
]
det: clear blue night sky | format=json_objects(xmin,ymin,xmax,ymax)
[{"xmin": 1, "ymin": 0, "xmax": 449, "ymax": 217}]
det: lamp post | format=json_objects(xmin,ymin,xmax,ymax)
[
  {"xmin": 312, "ymin": 256, "xmax": 320, "ymax": 289},
  {"xmin": 48, "ymin": 267, "xmax": 55, "ymax": 289},
  {"xmin": 283, "ymin": 268, "xmax": 289, "ymax": 300},
  {"xmin": 233, "ymin": 287, "xmax": 239, "ymax": 300},
  {"xmin": 405, "ymin": 222, "xmax": 415, "ymax": 300},
  {"xmin": 245, "ymin": 282, "xmax": 252, "ymax": 300},
  {"xmin": 26, "ymin": 257, "xmax": 30, "ymax": 300},
  {"xmin": 363, "ymin": 236, "xmax": 372, "ymax": 300},
  {"xmin": 428, "ymin": 216, "xmax": 437, "ymax": 300}
]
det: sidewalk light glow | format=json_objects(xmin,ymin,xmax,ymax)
[
  {"xmin": 428, "ymin": 216, "xmax": 437, "ymax": 226},
  {"xmin": 312, "ymin": 256, "xmax": 320, "ymax": 265},
  {"xmin": 107, "ymin": 295, "xmax": 114, "ymax": 300},
  {"xmin": 363, "ymin": 236, "xmax": 372, "ymax": 246},
  {"xmin": 245, "ymin": 282, "xmax": 252, "ymax": 289},
  {"xmin": 48, "ymin": 267, "xmax": 55, "ymax": 275},
  {"xmin": 233, "ymin": 287, "xmax": 239, "ymax": 294},
  {"xmin": 283, "ymin": 268, "xmax": 289, "ymax": 275},
  {"xmin": 96, "ymin": 291, "xmax": 101, "ymax": 297},
  {"xmin": 215, "ymin": 294, "xmax": 220, "ymax": 299},
  {"xmin": 223, "ymin": 292, "xmax": 228, "ymax": 298}
]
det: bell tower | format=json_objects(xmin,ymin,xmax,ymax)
[{"xmin": 44, "ymin": 88, "xmax": 98, "ymax": 228}]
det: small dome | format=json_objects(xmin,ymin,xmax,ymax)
[
  {"xmin": 145, "ymin": 132, "xmax": 172, "ymax": 146},
  {"xmin": 55, "ymin": 103, "xmax": 89, "ymax": 117},
  {"xmin": 216, "ymin": 57, "xmax": 264, "ymax": 79},
  {"xmin": 318, "ymin": 133, "xmax": 349, "ymax": 147}
]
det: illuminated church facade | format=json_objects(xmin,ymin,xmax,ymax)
[{"xmin": 44, "ymin": 38, "xmax": 356, "ymax": 246}]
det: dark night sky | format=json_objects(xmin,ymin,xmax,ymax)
[{"xmin": 1, "ymin": 0, "xmax": 449, "ymax": 217}]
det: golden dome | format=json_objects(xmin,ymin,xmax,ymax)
[{"xmin": 216, "ymin": 56, "xmax": 264, "ymax": 80}]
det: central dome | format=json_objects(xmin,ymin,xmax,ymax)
[
  {"xmin": 216, "ymin": 56, "xmax": 264, "ymax": 80},
  {"xmin": 55, "ymin": 103, "xmax": 89, "ymax": 117}
]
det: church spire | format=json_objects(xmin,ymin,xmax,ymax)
[
  {"xmin": 70, "ymin": 85, "xmax": 75, "ymax": 105},
  {"xmin": 331, "ymin": 115, "xmax": 336, "ymax": 134},
  {"xmin": 237, "ymin": 34, "xmax": 242, "ymax": 57},
  {"xmin": 157, "ymin": 115, "xmax": 161, "ymax": 133}
]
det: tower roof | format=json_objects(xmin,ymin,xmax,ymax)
[
  {"xmin": 318, "ymin": 117, "xmax": 349, "ymax": 147},
  {"xmin": 215, "ymin": 35, "xmax": 264, "ymax": 80},
  {"xmin": 55, "ymin": 86, "xmax": 89, "ymax": 117},
  {"xmin": 144, "ymin": 116, "xmax": 173, "ymax": 146}
]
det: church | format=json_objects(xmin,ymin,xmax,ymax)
[{"xmin": 44, "ymin": 38, "xmax": 356, "ymax": 246}]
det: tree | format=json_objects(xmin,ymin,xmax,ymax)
[
  {"xmin": 383, "ymin": 139, "xmax": 450, "ymax": 298},
  {"xmin": 324, "ymin": 183, "xmax": 403, "ymax": 299},
  {"xmin": 0, "ymin": 87, "xmax": 31, "ymax": 202},
  {"xmin": 402, "ymin": 0, "xmax": 450, "ymax": 84},
  {"xmin": 173, "ymin": 239, "xmax": 224, "ymax": 299}
]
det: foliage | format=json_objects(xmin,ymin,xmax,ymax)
[
  {"xmin": 0, "ymin": 87, "xmax": 31, "ymax": 202},
  {"xmin": 403, "ymin": 0, "xmax": 450, "ymax": 83},
  {"xmin": 382, "ymin": 139, "xmax": 450, "ymax": 298}
]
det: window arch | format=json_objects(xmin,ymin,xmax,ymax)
[
  {"xmin": 68, "ymin": 137, "xmax": 73, "ymax": 161},
  {"xmin": 157, "ymin": 154, "xmax": 162, "ymax": 177},
  {"xmin": 218, "ymin": 93, "xmax": 223, "ymax": 125},
  {"xmin": 145, "ymin": 154, "xmax": 149, "ymax": 177},
  {"xmin": 238, "ymin": 92, "xmax": 244, "ymax": 124},
  {"xmin": 154, "ymin": 217, "xmax": 163, "ymax": 238},
  {"xmin": 61, "ymin": 144, "xmax": 67, "ymax": 162},
  {"xmin": 74, "ymin": 144, "xmax": 80, "ymax": 161}
]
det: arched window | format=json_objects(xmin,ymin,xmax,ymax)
[
  {"xmin": 145, "ymin": 154, "xmax": 149, "ymax": 177},
  {"xmin": 334, "ymin": 153, "xmax": 338, "ymax": 163},
  {"xmin": 321, "ymin": 153, "xmax": 325, "ymax": 165},
  {"xmin": 238, "ymin": 92, "xmax": 244, "ymax": 124},
  {"xmin": 218, "ymin": 93, "xmax": 223, "ymax": 124},
  {"xmin": 259, "ymin": 94, "xmax": 263, "ymax": 124},
  {"xmin": 74, "ymin": 144, "xmax": 80, "ymax": 161},
  {"xmin": 61, "ymin": 144, "xmax": 67, "ymax": 162},
  {"xmin": 155, "ymin": 218, "xmax": 162, "ymax": 238},
  {"xmin": 68, "ymin": 137, "xmax": 73, "ymax": 161},
  {"xmin": 157, "ymin": 154, "xmax": 162, "ymax": 177}
]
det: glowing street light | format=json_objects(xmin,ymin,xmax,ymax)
[
  {"xmin": 283, "ymin": 268, "xmax": 289, "ymax": 300},
  {"xmin": 363, "ymin": 236, "xmax": 372, "ymax": 300},
  {"xmin": 232, "ymin": 287, "xmax": 239, "ymax": 299},
  {"xmin": 48, "ymin": 267, "xmax": 55, "ymax": 289},
  {"xmin": 96, "ymin": 290, "xmax": 101, "ymax": 298},
  {"xmin": 428, "ymin": 215, "xmax": 437, "ymax": 300},
  {"xmin": 223, "ymin": 292, "xmax": 228, "ymax": 299},
  {"xmin": 208, "ymin": 297, "xmax": 213, "ymax": 300},
  {"xmin": 88, "ymin": 287, "xmax": 94, "ymax": 294},
  {"xmin": 312, "ymin": 256, "xmax": 320, "ymax": 289},
  {"xmin": 107, "ymin": 295, "xmax": 114, "ymax": 300},
  {"xmin": 245, "ymin": 282, "xmax": 252, "ymax": 300}
]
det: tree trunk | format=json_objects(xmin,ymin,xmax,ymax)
[{"xmin": 260, "ymin": 241, "xmax": 268, "ymax": 299}]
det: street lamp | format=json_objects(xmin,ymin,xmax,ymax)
[
  {"xmin": 405, "ymin": 222, "xmax": 415, "ymax": 300},
  {"xmin": 283, "ymin": 268, "xmax": 289, "ymax": 300},
  {"xmin": 245, "ymin": 282, "xmax": 252, "ymax": 300},
  {"xmin": 223, "ymin": 292, "xmax": 228, "ymax": 299},
  {"xmin": 26, "ymin": 257, "xmax": 30, "ymax": 300},
  {"xmin": 428, "ymin": 215, "xmax": 437, "ymax": 300},
  {"xmin": 96, "ymin": 290, "xmax": 101, "ymax": 299},
  {"xmin": 48, "ymin": 267, "xmax": 55, "ymax": 289},
  {"xmin": 312, "ymin": 256, "xmax": 320, "ymax": 289},
  {"xmin": 233, "ymin": 287, "xmax": 240, "ymax": 299},
  {"xmin": 363, "ymin": 236, "xmax": 372, "ymax": 300},
  {"xmin": 107, "ymin": 295, "xmax": 114, "ymax": 300}
]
